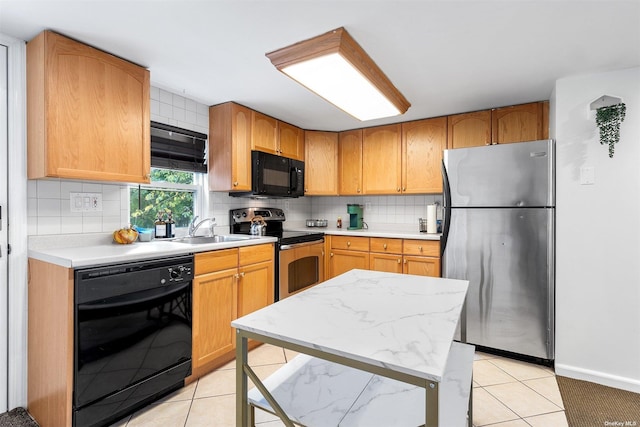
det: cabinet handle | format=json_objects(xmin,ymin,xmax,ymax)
[
  {"xmin": 418, "ymin": 246, "xmax": 423, "ymax": 252},
  {"xmin": 397, "ymin": 187, "xmax": 401, "ymax": 192},
  {"xmin": 403, "ymin": 259, "xmax": 407, "ymax": 264},
  {"xmin": 240, "ymin": 272, "xmax": 245, "ymax": 277},
  {"xmin": 357, "ymin": 188, "xmax": 361, "ymax": 193},
  {"xmin": 233, "ymin": 181, "xmax": 238, "ymax": 186},
  {"xmin": 397, "ymin": 259, "xmax": 401, "ymax": 264},
  {"xmin": 383, "ymin": 243, "xmax": 387, "ymax": 249},
  {"xmin": 485, "ymin": 141, "xmax": 491, "ymax": 146},
  {"xmin": 330, "ymin": 252, "xmax": 334, "ymax": 257},
  {"xmin": 234, "ymin": 273, "xmax": 240, "ymax": 279},
  {"xmin": 402, "ymin": 187, "xmax": 406, "ymax": 191},
  {"xmin": 347, "ymin": 241, "xmax": 351, "ymax": 246}
]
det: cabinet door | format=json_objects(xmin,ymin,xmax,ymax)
[
  {"xmin": 27, "ymin": 31, "xmax": 150, "ymax": 183},
  {"xmin": 238, "ymin": 260, "xmax": 274, "ymax": 317},
  {"xmin": 403, "ymin": 256, "xmax": 441, "ymax": 277},
  {"xmin": 370, "ymin": 253, "xmax": 403, "ymax": 274},
  {"xmin": 193, "ymin": 268, "xmax": 238, "ymax": 369},
  {"xmin": 363, "ymin": 124, "xmax": 402, "ymax": 194},
  {"xmin": 491, "ymin": 102, "xmax": 544, "ymax": 144},
  {"xmin": 305, "ymin": 131, "xmax": 338, "ymax": 195},
  {"xmin": 209, "ymin": 103, "xmax": 252, "ymax": 191},
  {"xmin": 338, "ymin": 129, "xmax": 363, "ymax": 195},
  {"xmin": 251, "ymin": 111, "xmax": 278, "ymax": 155},
  {"xmin": 279, "ymin": 121, "xmax": 305, "ymax": 160},
  {"xmin": 328, "ymin": 250, "xmax": 369, "ymax": 278},
  {"xmin": 447, "ymin": 110, "xmax": 491, "ymax": 149},
  {"xmin": 402, "ymin": 117, "xmax": 447, "ymax": 194}
]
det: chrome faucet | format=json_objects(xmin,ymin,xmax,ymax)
[{"xmin": 188, "ymin": 216, "xmax": 217, "ymax": 237}]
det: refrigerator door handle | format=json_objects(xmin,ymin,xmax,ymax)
[{"xmin": 441, "ymin": 159, "xmax": 452, "ymax": 257}]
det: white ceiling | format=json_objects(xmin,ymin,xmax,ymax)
[{"xmin": 1, "ymin": 0, "xmax": 639, "ymax": 132}]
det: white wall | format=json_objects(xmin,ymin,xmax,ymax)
[{"xmin": 554, "ymin": 67, "xmax": 640, "ymax": 393}]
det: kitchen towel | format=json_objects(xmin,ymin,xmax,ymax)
[{"xmin": 426, "ymin": 204, "xmax": 437, "ymax": 234}]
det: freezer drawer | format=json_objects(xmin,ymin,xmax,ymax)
[{"xmin": 444, "ymin": 207, "xmax": 554, "ymax": 360}]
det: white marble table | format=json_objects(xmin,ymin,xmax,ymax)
[{"xmin": 231, "ymin": 269, "xmax": 470, "ymax": 427}]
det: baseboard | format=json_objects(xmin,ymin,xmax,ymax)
[{"xmin": 555, "ymin": 363, "xmax": 640, "ymax": 394}]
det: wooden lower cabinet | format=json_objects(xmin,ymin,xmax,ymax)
[
  {"xmin": 192, "ymin": 268, "xmax": 238, "ymax": 369},
  {"xmin": 192, "ymin": 243, "xmax": 274, "ymax": 379},
  {"xmin": 403, "ymin": 255, "xmax": 441, "ymax": 277},
  {"xmin": 328, "ymin": 236, "xmax": 441, "ymax": 279},
  {"xmin": 329, "ymin": 249, "xmax": 370, "ymax": 277},
  {"xmin": 369, "ymin": 237, "xmax": 403, "ymax": 274},
  {"xmin": 238, "ymin": 260, "xmax": 274, "ymax": 317},
  {"xmin": 370, "ymin": 252, "xmax": 403, "ymax": 274}
]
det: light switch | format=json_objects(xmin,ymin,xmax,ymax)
[
  {"xmin": 580, "ymin": 167, "xmax": 595, "ymax": 185},
  {"xmin": 70, "ymin": 192, "xmax": 103, "ymax": 212}
]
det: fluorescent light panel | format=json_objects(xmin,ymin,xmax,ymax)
[{"xmin": 266, "ymin": 27, "xmax": 410, "ymax": 121}]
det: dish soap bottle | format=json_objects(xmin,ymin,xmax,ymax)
[
  {"xmin": 166, "ymin": 210, "xmax": 175, "ymax": 238},
  {"xmin": 154, "ymin": 211, "xmax": 167, "ymax": 239},
  {"xmin": 337, "ymin": 216, "xmax": 342, "ymax": 229}
]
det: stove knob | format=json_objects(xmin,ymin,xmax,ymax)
[{"xmin": 169, "ymin": 268, "xmax": 182, "ymax": 281}]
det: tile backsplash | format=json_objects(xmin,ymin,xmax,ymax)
[{"xmin": 28, "ymin": 86, "xmax": 442, "ymax": 236}]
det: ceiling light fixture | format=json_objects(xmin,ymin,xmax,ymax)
[{"xmin": 266, "ymin": 27, "xmax": 410, "ymax": 122}]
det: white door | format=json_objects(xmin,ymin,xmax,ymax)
[{"xmin": 0, "ymin": 43, "xmax": 8, "ymax": 412}]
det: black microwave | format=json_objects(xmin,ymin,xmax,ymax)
[{"xmin": 230, "ymin": 151, "xmax": 304, "ymax": 198}]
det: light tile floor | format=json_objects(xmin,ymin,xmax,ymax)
[{"xmin": 109, "ymin": 345, "xmax": 568, "ymax": 427}]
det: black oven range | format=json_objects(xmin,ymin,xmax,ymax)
[{"xmin": 230, "ymin": 207, "xmax": 325, "ymax": 301}]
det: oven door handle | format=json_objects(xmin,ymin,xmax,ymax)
[{"xmin": 280, "ymin": 240, "xmax": 324, "ymax": 250}]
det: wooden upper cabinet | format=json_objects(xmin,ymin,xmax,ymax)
[
  {"xmin": 251, "ymin": 111, "xmax": 278, "ymax": 155},
  {"xmin": 447, "ymin": 110, "xmax": 491, "ymax": 149},
  {"xmin": 209, "ymin": 102, "xmax": 252, "ymax": 192},
  {"xmin": 401, "ymin": 117, "xmax": 447, "ymax": 194},
  {"xmin": 27, "ymin": 30, "xmax": 150, "ymax": 183},
  {"xmin": 362, "ymin": 124, "xmax": 402, "ymax": 194},
  {"xmin": 492, "ymin": 102, "xmax": 545, "ymax": 144},
  {"xmin": 305, "ymin": 131, "xmax": 338, "ymax": 195},
  {"xmin": 279, "ymin": 122, "xmax": 305, "ymax": 160},
  {"xmin": 338, "ymin": 129, "xmax": 363, "ymax": 195}
]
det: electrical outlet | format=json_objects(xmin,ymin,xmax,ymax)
[{"xmin": 70, "ymin": 192, "xmax": 103, "ymax": 212}]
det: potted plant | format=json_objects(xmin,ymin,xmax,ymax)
[{"xmin": 595, "ymin": 103, "xmax": 626, "ymax": 158}]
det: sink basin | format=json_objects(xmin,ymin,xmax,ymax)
[{"xmin": 172, "ymin": 235, "xmax": 252, "ymax": 244}]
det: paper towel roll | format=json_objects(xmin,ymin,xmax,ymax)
[{"xmin": 426, "ymin": 204, "xmax": 438, "ymax": 234}]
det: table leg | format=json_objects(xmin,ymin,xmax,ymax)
[
  {"xmin": 236, "ymin": 331, "xmax": 249, "ymax": 427},
  {"xmin": 426, "ymin": 381, "xmax": 439, "ymax": 427}
]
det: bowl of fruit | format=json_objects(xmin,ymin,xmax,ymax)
[{"xmin": 113, "ymin": 225, "xmax": 139, "ymax": 244}]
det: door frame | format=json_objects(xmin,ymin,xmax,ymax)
[{"xmin": 0, "ymin": 32, "xmax": 28, "ymax": 410}]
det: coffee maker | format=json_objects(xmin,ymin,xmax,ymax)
[{"xmin": 347, "ymin": 204, "xmax": 364, "ymax": 230}]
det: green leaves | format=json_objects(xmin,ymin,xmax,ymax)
[{"xmin": 595, "ymin": 103, "xmax": 626, "ymax": 158}]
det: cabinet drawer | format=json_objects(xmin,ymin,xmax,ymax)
[
  {"xmin": 402, "ymin": 240, "xmax": 440, "ymax": 257},
  {"xmin": 195, "ymin": 249, "xmax": 238, "ymax": 275},
  {"xmin": 239, "ymin": 243, "xmax": 274, "ymax": 266},
  {"xmin": 330, "ymin": 236, "xmax": 370, "ymax": 251},
  {"xmin": 370, "ymin": 238, "xmax": 402, "ymax": 254}
]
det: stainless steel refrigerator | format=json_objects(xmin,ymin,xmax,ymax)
[{"xmin": 442, "ymin": 139, "xmax": 554, "ymax": 361}]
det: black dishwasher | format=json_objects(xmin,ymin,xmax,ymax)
[{"xmin": 73, "ymin": 255, "xmax": 193, "ymax": 427}]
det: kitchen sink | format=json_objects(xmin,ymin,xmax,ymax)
[{"xmin": 171, "ymin": 235, "xmax": 253, "ymax": 244}]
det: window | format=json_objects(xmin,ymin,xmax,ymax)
[
  {"xmin": 130, "ymin": 168, "xmax": 203, "ymax": 229},
  {"xmin": 130, "ymin": 121, "xmax": 208, "ymax": 230}
]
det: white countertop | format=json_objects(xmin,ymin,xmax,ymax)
[
  {"xmin": 285, "ymin": 222, "xmax": 441, "ymax": 241},
  {"xmin": 28, "ymin": 235, "xmax": 277, "ymax": 268},
  {"xmin": 232, "ymin": 269, "xmax": 468, "ymax": 383}
]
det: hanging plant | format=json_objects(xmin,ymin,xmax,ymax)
[{"xmin": 595, "ymin": 103, "xmax": 626, "ymax": 158}]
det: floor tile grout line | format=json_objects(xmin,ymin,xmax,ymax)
[
  {"xmin": 474, "ymin": 385, "xmax": 522, "ymax": 426},
  {"xmin": 481, "ymin": 383, "xmax": 563, "ymax": 420},
  {"xmin": 520, "ymin": 377, "xmax": 566, "ymax": 410}
]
